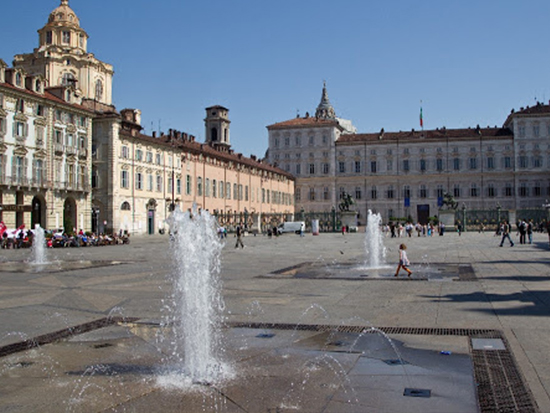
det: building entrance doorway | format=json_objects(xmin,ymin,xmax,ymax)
[{"xmin": 417, "ymin": 204, "xmax": 430, "ymax": 225}]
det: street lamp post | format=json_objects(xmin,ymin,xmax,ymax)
[
  {"xmin": 462, "ymin": 203, "xmax": 467, "ymax": 232},
  {"xmin": 331, "ymin": 206, "xmax": 336, "ymax": 233},
  {"xmin": 496, "ymin": 203, "xmax": 501, "ymax": 227}
]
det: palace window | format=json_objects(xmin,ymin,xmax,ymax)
[
  {"xmin": 436, "ymin": 158, "xmax": 443, "ymax": 171},
  {"xmin": 503, "ymin": 156, "xmax": 512, "ymax": 169},
  {"xmin": 487, "ymin": 184, "xmax": 496, "ymax": 198},
  {"xmin": 92, "ymin": 168, "xmax": 99, "ymax": 188},
  {"xmin": 46, "ymin": 31, "xmax": 53, "ymax": 44},
  {"xmin": 323, "ymin": 187, "xmax": 330, "ymax": 200},
  {"xmin": 419, "ymin": 185, "xmax": 428, "ymax": 198},
  {"xmin": 309, "ymin": 163, "xmax": 315, "ymax": 174},
  {"xmin": 148, "ymin": 174, "xmax": 153, "ymax": 191},
  {"xmin": 469, "ymin": 157, "xmax": 478, "ymax": 170},
  {"xmin": 453, "ymin": 184, "xmax": 461, "ymax": 198},
  {"xmin": 322, "ymin": 163, "xmax": 329, "ymax": 174},
  {"xmin": 470, "ymin": 184, "xmax": 479, "ymax": 197},
  {"xmin": 95, "ymin": 80, "xmax": 103, "ymax": 101},
  {"xmin": 156, "ymin": 175, "xmax": 162, "ymax": 192},
  {"xmin": 226, "ymin": 182, "xmax": 231, "ymax": 199},
  {"xmin": 453, "ymin": 158, "xmax": 461, "ymax": 171},
  {"xmin": 135, "ymin": 172, "xmax": 143, "ymax": 190},
  {"xmin": 387, "ymin": 185, "xmax": 394, "ymax": 199},
  {"xmin": 487, "ymin": 157, "xmax": 495, "ymax": 170},
  {"xmin": 436, "ymin": 185, "xmax": 444, "ymax": 198},
  {"xmin": 62, "ymin": 31, "xmax": 71, "ymax": 44},
  {"xmin": 534, "ymin": 181, "xmax": 541, "ymax": 196},
  {"xmin": 121, "ymin": 170, "xmax": 129, "ymax": 188},
  {"xmin": 420, "ymin": 159, "xmax": 427, "ymax": 172},
  {"xmin": 403, "ymin": 185, "xmax": 411, "ymax": 199},
  {"xmin": 505, "ymin": 183, "xmax": 513, "ymax": 197},
  {"xmin": 121, "ymin": 202, "xmax": 131, "ymax": 211},
  {"xmin": 518, "ymin": 156, "xmax": 528, "ymax": 169},
  {"xmin": 355, "ymin": 161, "xmax": 361, "ymax": 173},
  {"xmin": 519, "ymin": 183, "xmax": 528, "ymax": 197},
  {"xmin": 296, "ymin": 163, "xmax": 301, "ymax": 175},
  {"xmin": 136, "ymin": 149, "xmax": 143, "ymax": 161},
  {"xmin": 205, "ymin": 178, "xmax": 211, "ymax": 197},
  {"xmin": 370, "ymin": 161, "xmax": 377, "ymax": 173},
  {"xmin": 309, "ymin": 187, "xmax": 315, "ymax": 201},
  {"xmin": 402, "ymin": 159, "xmax": 410, "ymax": 172},
  {"xmin": 371, "ymin": 186, "xmax": 377, "ymax": 199}
]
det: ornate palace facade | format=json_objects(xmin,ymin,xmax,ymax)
[
  {"xmin": 1, "ymin": 0, "xmax": 294, "ymax": 234},
  {"xmin": 268, "ymin": 85, "xmax": 550, "ymax": 224}
]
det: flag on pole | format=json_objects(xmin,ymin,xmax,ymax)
[{"xmin": 419, "ymin": 105, "xmax": 423, "ymax": 128}]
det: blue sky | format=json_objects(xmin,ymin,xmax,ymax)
[{"xmin": 2, "ymin": 1, "xmax": 549, "ymax": 158}]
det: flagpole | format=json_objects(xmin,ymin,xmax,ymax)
[{"xmin": 420, "ymin": 100, "xmax": 424, "ymax": 133}]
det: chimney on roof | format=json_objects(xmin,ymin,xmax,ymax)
[
  {"xmin": 378, "ymin": 128, "xmax": 385, "ymax": 140},
  {"xmin": 152, "ymin": 131, "xmax": 156, "ymax": 138},
  {"xmin": 190, "ymin": 135, "xmax": 195, "ymax": 142},
  {"xmin": 305, "ymin": 112, "xmax": 310, "ymax": 118}
]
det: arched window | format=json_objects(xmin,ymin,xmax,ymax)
[
  {"xmin": 95, "ymin": 80, "xmax": 103, "ymax": 101},
  {"xmin": 62, "ymin": 73, "xmax": 75, "ymax": 86},
  {"xmin": 121, "ymin": 201, "xmax": 131, "ymax": 211}
]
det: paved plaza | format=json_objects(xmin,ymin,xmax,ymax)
[{"xmin": 0, "ymin": 229, "xmax": 549, "ymax": 412}]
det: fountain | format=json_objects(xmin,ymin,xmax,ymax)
[
  {"xmin": 364, "ymin": 210, "xmax": 387, "ymax": 268},
  {"xmin": 161, "ymin": 207, "xmax": 232, "ymax": 386},
  {"xmin": 31, "ymin": 224, "xmax": 47, "ymax": 265}
]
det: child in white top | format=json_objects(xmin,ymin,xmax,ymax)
[{"xmin": 394, "ymin": 243, "xmax": 412, "ymax": 277}]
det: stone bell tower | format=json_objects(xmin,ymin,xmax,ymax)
[
  {"xmin": 204, "ymin": 105, "xmax": 231, "ymax": 152},
  {"xmin": 13, "ymin": 0, "xmax": 114, "ymax": 106}
]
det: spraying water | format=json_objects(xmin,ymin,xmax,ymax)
[
  {"xmin": 31, "ymin": 224, "xmax": 47, "ymax": 265},
  {"xmin": 163, "ymin": 207, "xmax": 231, "ymax": 385},
  {"xmin": 364, "ymin": 210, "xmax": 386, "ymax": 268}
]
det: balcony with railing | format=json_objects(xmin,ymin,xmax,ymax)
[
  {"xmin": 65, "ymin": 146, "xmax": 77, "ymax": 156},
  {"xmin": 54, "ymin": 143, "xmax": 64, "ymax": 154}
]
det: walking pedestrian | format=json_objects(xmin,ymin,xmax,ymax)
[
  {"xmin": 394, "ymin": 243, "xmax": 413, "ymax": 278},
  {"xmin": 235, "ymin": 224, "xmax": 244, "ymax": 248},
  {"xmin": 499, "ymin": 221, "xmax": 514, "ymax": 247},
  {"xmin": 527, "ymin": 219, "xmax": 533, "ymax": 244}
]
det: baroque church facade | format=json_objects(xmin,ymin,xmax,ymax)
[
  {"xmin": 1, "ymin": 0, "xmax": 294, "ymax": 234},
  {"xmin": 267, "ymin": 85, "xmax": 550, "ymax": 224}
]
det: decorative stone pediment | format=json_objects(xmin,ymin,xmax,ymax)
[
  {"xmin": 13, "ymin": 145, "xmax": 28, "ymax": 156},
  {"xmin": 14, "ymin": 112, "xmax": 28, "ymax": 122},
  {"xmin": 34, "ymin": 149, "xmax": 48, "ymax": 159},
  {"xmin": 34, "ymin": 117, "xmax": 48, "ymax": 126}
]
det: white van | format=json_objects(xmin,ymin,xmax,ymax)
[{"xmin": 277, "ymin": 221, "xmax": 305, "ymax": 235}]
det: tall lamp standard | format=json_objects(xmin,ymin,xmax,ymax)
[{"xmin": 462, "ymin": 203, "xmax": 467, "ymax": 232}]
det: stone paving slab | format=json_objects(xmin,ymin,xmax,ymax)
[{"xmin": 0, "ymin": 231, "xmax": 549, "ymax": 411}]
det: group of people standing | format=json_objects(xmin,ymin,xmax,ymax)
[
  {"xmin": 386, "ymin": 222, "xmax": 445, "ymax": 238},
  {"xmin": 498, "ymin": 219, "xmax": 535, "ymax": 247}
]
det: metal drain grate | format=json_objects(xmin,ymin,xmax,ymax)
[
  {"xmin": 0, "ymin": 317, "xmax": 138, "ymax": 358},
  {"xmin": 228, "ymin": 322, "xmax": 500, "ymax": 338},
  {"xmin": 472, "ymin": 347, "xmax": 538, "ymax": 413},
  {"xmin": 229, "ymin": 321, "xmax": 538, "ymax": 413}
]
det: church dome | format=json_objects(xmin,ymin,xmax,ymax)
[
  {"xmin": 315, "ymin": 82, "xmax": 336, "ymax": 119},
  {"xmin": 47, "ymin": 0, "xmax": 80, "ymax": 28}
]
